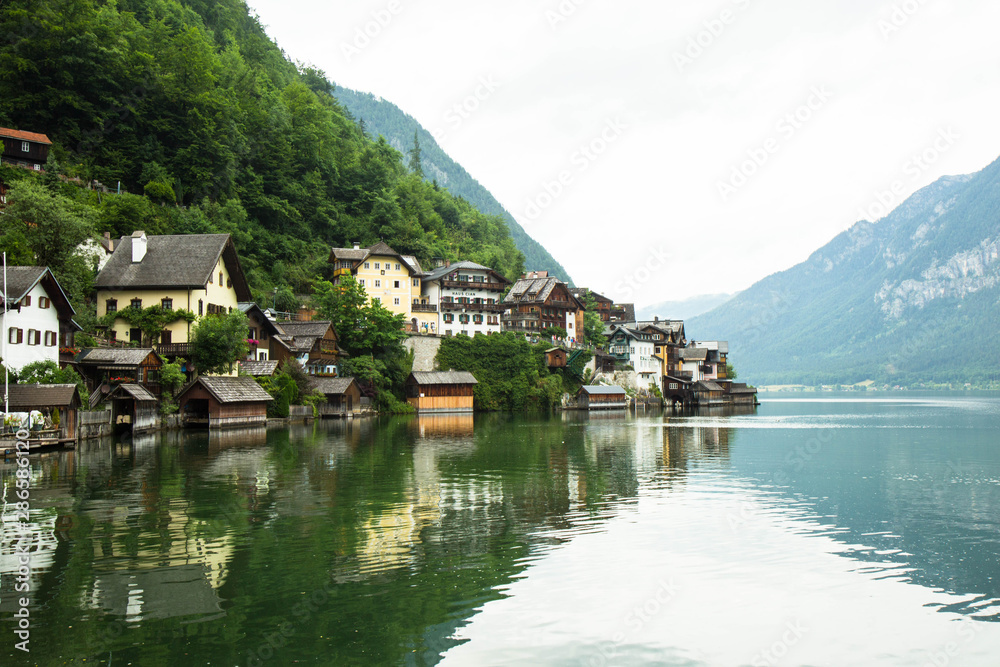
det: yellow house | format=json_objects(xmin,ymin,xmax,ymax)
[
  {"xmin": 94, "ymin": 232, "xmax": 252, "ymax": 353},
  {"xmin": 329, "ymin": 241, "xmax": 424, "ymax": 330}
]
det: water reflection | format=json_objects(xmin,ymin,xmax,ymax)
[{"xmin": 1, "ymin": 399, "xmax": 999, "ymax": 665}]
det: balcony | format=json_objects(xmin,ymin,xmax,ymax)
[
  {"xmin": 440, "ymin": 301, "xmax": 506, "ymax": 312},
  {"xmin": 155, "ymin": 342, "xmax": 192, "ymax": 357},
  {"xmin": 441, "ymin": 279, "xmax": 507, "ymax": 291},
  {"xmin": 411, "ymin": 303, "xmax": 438, "ymax": 313}
]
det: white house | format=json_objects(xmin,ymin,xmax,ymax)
[
  {"xmin": 2, "ymin": 266, "xmax": 79, "ymax": 373},
  {"xmin": 679, "ymin": 347, "xmax": 711, "ymax": 382},
  {"xmin": 415, "ymin": 261, "xmax": 510, "ymax": 337},
  {"xmin": 606, "ymin": 325, "xmax": 661, "ymax": 389}
]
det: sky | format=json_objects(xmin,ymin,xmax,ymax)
[{"xmin": 246, "ymin": 0, "xmax": 1000, "ymax": 308}]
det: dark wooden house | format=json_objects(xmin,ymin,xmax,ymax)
[
  {"xmin": 544, "ymin": 347, "xmax": 568, "ymax": 368},
  {"xmin": 310, "ymin": 377, "xmax": 362, "ymax": 417},
  {"xmin": 107, "ymin": 383, "xmax": 158, "ymax": 434},
  {"xmin": 239, "ymin": 302, "xmax": 283, "ymax": 361},
  {"xmin": 0, "ymin": 127, "xmax": 51, "ymax": 171},
  {"xmin": 577, "ymin": 385, "xmax": 627, "ymax": 410},
  {"xmin": 271, "ymin": 320, "xmax": 342, "ymax": 375},
  {"xmin": 691, "ymin": 381, "xmax": 726, "ymax": 406},
  {"xmin": 177, "ymin": 376, "xmax": 273, "ymax": 429},
  {"xmin": 405, "ymin": 371, "xmax": 478, "ymax": 413},
  {"xmin": 76, "ymin": 348, "xmax": 163, "ymax": 399},
  {"xmin": 502, "ymin": 275, "xmax": 585, "ymax": 341}
]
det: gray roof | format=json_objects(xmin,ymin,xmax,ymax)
[
  {"xmin": 580, "ymin": 385, "xmax": 626, "ymax": 395},
  {"xmin": 181, "ymin": 376, "xmax": 274, "ymax": 403},
  {"xmin": 111, "ymin": 383, "xmax": 157, "ymax": 402},
  {"xmin": 569, "ymin": 287, "xmax": 612, "ymax": 304},
  {"xmin": 693, "ymin": 381, "xmax": 725, "ymax": 392},
  {"xmin": 310, "ymin": 377, "xmax": 357, "ymax": 395},
  {"xmin": 409, "ymin": 371, "xmax": 478, "ymax": 385},
  {"xmin": 0, "ymin": 384, "xmax": 80, "ymax": 409},
  {"xmin": 503, "ymin": 276, "xmax": 581, "ymax": 308},
  {"xmin": 1, "ymin": 266, "xmax": 76, "ymax": 318},
  {"xmin": 401, "ymin": 255, "xmax": 423, "ymax": 275},
  {"xmin": 679, "ymin": 348, "xmax": 709, "ymax": 361},
  {"xmin": 274, "ymin": 320, "xmax": 335, "ymax": 354},
  {"xmin": 95, "ymin": 234, "xmax": 251, "ymax": 300},
  {"xmin": 239, "ymin": 359, "xmax": 279, "ymax": 376},
  {"xmin": 422, "ymin": 261, "xmax": 506, "ymax": 284},
  {"xmin": 77, "ymin": 348, "xmax": 158, "ymax": 366},
  {"xmin": 329, "ymin": 242, "xmax": 415, "ymax": 272},
  {"xmin": 330, "ymin": 247, "xmax": 368, "ymax": 261}
]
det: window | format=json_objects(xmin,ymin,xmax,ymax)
[
  {"xmin": 21, "ymin": 141, "xmax": 29, "ymax": 153},
  {"xmin": 130, "ymin": 298, "xmax": 142, "ymax": 310},
  {"xmin": 359, "ymin": 279, "xmax": 365, "ymax": 287},
  {"xmin": 161, "ymin": 329, "xmax": 172, "ymax": 344},
  {"xmin": 38, "ymin": 297, "xmax": 50, "ymax": 309},
  {"xmin": 669, "ymin": 383, "xmax": 679, "ymax": 390},
  {"xmin": 227, "ymin": 278, "xmax": 232, "ymax": 288},
  {"xmin": 459, "ymin": 314, "xmax": 470, "ymax": 324},
  {"xmin": 374, "ymin": 262, "xmax": 380, "ymax": 269},
  {"xmin": 394, "ymin": 280, "xmax": 400, "ymax": 289},
  {"xmin": 364, "ymin": 262, "xmax": 370, "ymax": 269},
  {"xmin": 219, "ymin": 271, "xmax": 224, "ymax": 285},
  {"xmin": 395, "ymin": 263, "xmax": 400, "ymax": 271},
  {"xmin": 21, "ymin": 295, "xmax": 30, "ymax": 307},
  {"xmin": 45, "ymin": 331, "xmax": 57, "ymax": 346},
  {"xmin": 394, "ymin": 297, "xmax": 400, "ymax": 305},
  {"xmin": 413, "ymin": 278, "xmax": 419, "ymax": 287},
  {"xmin": 8, "ymin": 328, "xmax": 23, "ymax": 344},
  {"xmin": 374, "ymin": 280, "xmax": 381, "ymax": 288},
  {"xmin": 473, "ymin": 314, "xmax": 483, "ymax": 324},
  {"xmin": 130, "ymin": 328, "xmax": 142, "ymax": 344},
  {"xmin": 380, "ymin": 270, "xmax": 385, "ymax": 275},
  {"xmin": 106, "ymin": 299, "xmax": 117, "ymax": 314},
  {"xmin": 209, "ymin": 272, "xmax": 213, "ymax": 283},
  {"xmin": 198, "ymin": 299, "xmax": 204, "ymax": 316},
  {"xmin": 444, "ymin": 314, "xmax": 454, "ymax": 323},
  {"xmin": 27, "ymin": 329, "xmax": 40, "ymax": 346},
  {"xmin": 161, "ymin": 298, "xmax": 173, "ymax": 310}
]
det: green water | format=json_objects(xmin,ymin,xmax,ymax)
[{"xmin": 2, "ymin": 395, "xmax": 1000, "ymax": 665}]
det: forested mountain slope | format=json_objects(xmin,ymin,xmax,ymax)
[{"xmin": 690, "ymin": 159, "xmax": 1000, "ymax": 386}]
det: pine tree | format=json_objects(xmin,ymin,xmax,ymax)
[{"xmin": 408, "ymin": 130, "xmax": 423, "ymax": 177}]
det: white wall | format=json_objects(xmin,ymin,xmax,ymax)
[{"xmin": 2, "ymin": 282, "xmax": 61, "ymax": 372}]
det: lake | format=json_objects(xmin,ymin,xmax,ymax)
[{"xmin": 2, "ymin": 394, "xmax": 1000, "ymax": 666}]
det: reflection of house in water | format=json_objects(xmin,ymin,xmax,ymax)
[
  {"xmin": 410, "ymin": 414, "xmax": 475, "ymax": 439},
  {"xmin": 84, "ymin": 565, "xmax": 224, "ymax": 622}
]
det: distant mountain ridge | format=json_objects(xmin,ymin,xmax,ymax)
[
  {"xmin": 689, "ymin": 157, "xmax": 1000, "ymax": 386},
  {"xmin": 332, "ymin": 87, "xmax": 573, "ymax": 284},
  {"xmin": 638, "ymin": 293, "xmax": 734, "ymax": 321}
]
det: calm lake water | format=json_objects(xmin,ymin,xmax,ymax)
[{"xmin": 3, "ymin": 394, "xmax": 1000, "ymax": 666}]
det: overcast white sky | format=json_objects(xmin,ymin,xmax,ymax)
[{"xmin": 246, "ymin": 0, "xmax": 1000, "ymax": 307}]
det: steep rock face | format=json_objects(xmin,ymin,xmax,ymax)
[{"xmin": 690, "ymin": 158, "xmax": 1000, "ymax": 385}]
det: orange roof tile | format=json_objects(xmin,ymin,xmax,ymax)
[{"xmin": 0, "ymin": 127, "xmax": 52, "ymax": 144}]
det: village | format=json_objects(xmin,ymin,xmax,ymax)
[{"xmin": 1, "ymin": 127, "xmax": 756, "ymax": 449}]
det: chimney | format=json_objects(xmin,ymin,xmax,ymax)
[
  {"xmin": 131, "ymin": 231, "xmax": 147, "ymax": 263},
  {"xmin": 445, "ymin": 260, "xmax": 450, "ymax": 268},
  {"xmin": 103, "ymin": 231, "xmax": 113, "ymax": 252},
  {"xmin": 654, "ymin": 316, "xmax": 659, "ymax": 322},
  {"xmin": 352, "ymin": 241, "xmax": 360, "ymax": 250}
]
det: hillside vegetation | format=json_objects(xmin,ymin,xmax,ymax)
[{"xmin": 0, "ymin": 0, "xmax": 526, "ymax": 307}]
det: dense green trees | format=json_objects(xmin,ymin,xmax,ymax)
[
  {"xmin": 190, "ymin": 309, "xmax": 249, "ymax": 375},
  {"xmin": 0, "ymin": 0, "xmax": 529, "ymax": 309}
]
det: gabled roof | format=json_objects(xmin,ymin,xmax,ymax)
[
  {"xmin": 109, "ymin": 383, "xmax": 157, "ymax": 402},
  {"xmin": 693, "ymin": 381, "xmax": 725, "ymax": 392},
  {"xmin": 1, "ymin": 266, "xmax": 76, "ymax": 320},
  {"xmin": 0, "ymin": 128, "xmax": 51, "ymax": 144},
  {"xmin": 0, "ymin": 384, "xmax": 80, "ymax": 409},
  {"xmin": 607, "ymin": 325, "xmax": 650, "ymax": 341},
  {"xmin": 422, "ymin": 261, "xmax": 510, "ymax": 285},
  {"xmin": 77, "ymin": 348, "xmax": 159, "ymax": 367},
  {"xmin": 401, "ymin": 255, "xmax": 423, "ymax": 275},
  {"xmin": 94, "ymin": 234, "xmax": 251, "ymax": 301},
  {"xmin": 274, "ymin": 320, "xmax": 336, "ymax": 355},
  {"xmin": 503, "ymin": 277, "xmax": 583, "ymax": 308},
  {"xmin": 328, "ymin": 242, "xmax": 417, "ymax": 275},
  {"xmin": 310, "ymin": 377, "xmax": 358, "ymax": 395},
  {"xmin": 679, "ymin": 348, "xmax": 709, "ymax": 361},
  {"xmin": 238, "ymin": 302, "xmax": 283, "ymax": 338},
  {"xmin": 179, "ymin": 376, "xmax": 273, "ymax": 403},
  {"xmin": 409, "ymin": 371, "xmax": 478, "ymax": 385},
  {"xmin": 579, "ymin": 385, "xmax": 626, "ymax": 395},
  {"xmin": 239, "ymin": 359, "xmax": 279, "ymax": 377}
]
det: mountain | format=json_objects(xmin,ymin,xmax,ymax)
[
  {"xmin": 689, "ymin": 157, "xmax": 1000, "ymax": 387},
  {"xmin": 638, "ymin": 293, "xmax": 734, "ymax": 321},
  {"xmin": 332, "ymin": 87, "xmax": 573, "ymax": 284}
]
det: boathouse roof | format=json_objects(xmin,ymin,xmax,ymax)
[
  {"xmin": 0, "ymin": 384, "xmax": 81, "ymax": 409},
  {"xmin": 180, "ymin": 376, "xmax": 274, "ymax": 404},
  {"xmin": 579, "ymin": 385, "xmax": 627, "ymax": 396},
  {"xmin": 109, "ymin": 383, "xmax": 157, "ymax": 403},
  {"xmin": 310, "ymin": 377, "xmax": 357, "ymax": 395},
  {"xmin": 409, "ymin": 371, "xmax": 478, "ymax": 385}
]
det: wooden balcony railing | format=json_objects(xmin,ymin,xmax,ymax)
[
  {"xmin": 441, "ymin": 279, "xmax": 507, "ymax": 291},
  {"xmin": 155, "ymin": 342, "xmax": 192, "ymax": 356},
  {"xmin": 411, "ymin": 303, "xmax": 438, "ymax": 313}
]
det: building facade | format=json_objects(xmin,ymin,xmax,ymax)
[
  {"xmin": 94, "ymin": 232, "xmax": 252, "ymax": 354},
  {"xmin": 606, "ymin": 325, "xmax": 661, "ymax": 389},
  {"xmin": 329, "ymin": 242, "xmax": 423, "ymax": 323},
  {"xmin": 415, "ymin": 261, "xmax": 509, "ymax": 336},
  {"xmin": 1, "ymin": 266, "xmax": 78, "ymax": 373},
  {"xmin": 502, "ymin": 275, "xmax": 584, "ymax": 342}
]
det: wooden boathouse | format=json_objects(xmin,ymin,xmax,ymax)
[
  {"xmin": 310, "ymin": 377, "xmax": 362, "ymax": 418},
  {"xmin": 177, "ymin": 376, "xmax": 273, "ymax": 429},
  {"xmin": 405, "ymin": 371, "xmax": 478, "ymax": 413},
  {"xmin": 107, "ymin": 383, "xmax": 158, "ymax": 433},
  {"xmin": 578, "ymin": 385, "xmax": 628, "ymax": 410},
  {"xmin": 0, "ymin": 384, "xmax": 81, "ymax": 446}
]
